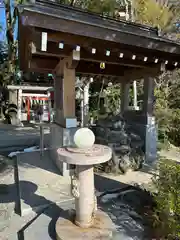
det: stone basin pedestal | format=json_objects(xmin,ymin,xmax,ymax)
[{"xmin": 55, "ymin": 144, "xmax": 115, "ymax": 240}]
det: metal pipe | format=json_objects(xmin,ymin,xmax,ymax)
[
  {"xmin": 40, "ymin": 125, "xmax": 44, "ymax": 157},
  {"xmin": 17, "ymin": 89, "xmax": 22, "ymax": 121},
  {"xmin": 80, "ymin": 97, "xmax": 84, "ymax": 127},
  {"xmin": 75, "ymin": 165, "xmax": 94, "ymax": 228},
  {"xmin": 7, "ymin": 85, "xmax": 50, "ymax": 91},
  {"xmin": 83, "ymin": 83, "xmax": 90, "ymax": 126},
  {"xmin": 22, "ymin": 93, "xmax": 49, "ymax": 98},
  {"xmin": 133, "ymin": 80, "xmax": 138, "ymax": 110}
]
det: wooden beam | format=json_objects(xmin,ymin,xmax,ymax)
[
  {"xmin": 30, "ymin": 55, "xmax": 59, "ymax": 70},
  {"xmin": 29, "ymin": 54, "xmax": 162, "ymax": 80},
  {"xmin": 30, "ymin": 56, "xmax": 128, "ymax": 76},
  {"xmin": 122, "ymin": 63, "xmax": 163, "ymax": 81},
  {"xmin": 33, "ymin": 29, "xmax": 163, "ymax": 60},
  {"xmin": 34, "ymin": 29, "xmax": 138, "ymax": 55},
  {"xmin": 23, "ymin": 12, "xmax": 180, "ymax": 55},
  {"xmin": 30, "ymin": 30, "xmax": 180, "ymax": 68},
  {"xmin": 32, "ymin": 48, "xmax": 153, "ymax": 69},
  {"xmin": 54, "ymin": 50, "xmax": 80, "ymax": 75},
  {"xmin": 29, "ymin": 29, "xmax": 180, "ymax": 70},
  {"xmin": 76, "ymin": 61, "xmax": 127, "ymax": 77}
]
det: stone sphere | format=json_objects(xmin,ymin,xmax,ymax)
[{"xmin": 74, "ymin": 128, "xmax": 95, "ymax": 149}]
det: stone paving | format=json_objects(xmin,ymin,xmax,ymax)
[
  {"xmin": 0, "ymin": 124, "xmax": 50, "ymax": 154},
  {"xmin": 2, "ymin": 124, "xmax": 180, "ymax": 239},
  {"xmin": 0, "ymin": 156, "xmax": 15, "ymax": 235},
  {"xmin": 159, "ymin": 147, "xmax": 180, "ymax": 162},
  {"xmin": 16, "ymin": 150, "xmax": 73, "ymax": 216},
  {"xmin": 98, "ymin": 169, "xmax": 152, "ymax": 188},
  {"xmin": 0, "ymin": 150, "xmax": 74, "ymax": 239},
  {"xmin": 0, "ymin": 201, "xmax": 75, "ymax": 240},
  {"xmin": 0, "ymin": 147, "xmax": 155, "ymax": 239}
]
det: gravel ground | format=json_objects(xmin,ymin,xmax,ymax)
[{"xmin": 99, "ymin": 186, "xmax": 154, "ymax": 239}]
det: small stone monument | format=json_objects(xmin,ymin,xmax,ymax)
[{"xmin": 56, "ymin": 128, "xmax": 115, "ymax": 239}]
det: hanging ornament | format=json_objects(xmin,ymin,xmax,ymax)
[
  {"xmin": 106, "ymin": 50, "xmax": 110, "ymax": 56},
  {"xmin": 92, "ymin": 48, "xmax": 96, "ymax": 54},
  {"xmin": 59, "ymin": 41, "xmax": 64, "ymax": 49},
  {"xmin": 100, "ymin": 62, "xmax": 105, "ymax": 69},
  {"xmin": 75, "ymin": 45, "xmax": 81, "ymax": 51}
]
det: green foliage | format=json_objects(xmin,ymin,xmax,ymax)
[
  {"xmin": 152, "ymin": 158, "xmax": 180, "ymax": 238},
  {"xmin": 103, "ymin": 83, "xmax": 121, "ymax": 114},
  {"xmin": 154, "ymin": 70, "xmax": 180, "ymax": 146},
  {"xmin": 134, "ymin": 0, "xmax": 176, "ymax": 31},
  {"xmin": 167, "ymin": 109, "xmax": 180, "ymax": 146},
  {"xmin": 86, "ymin": 0, "xmax": 117, "ymax": 16},
  {"xmin": 0, "ymin": 42, "xmax": 8, "ymax": 85},
  {"xmin": 89, "ymin": 82, "xmax": 122, "ymax": 120},
  {"xmin": 129, "ymin": 0, "xmax": 180, "ymax": 149},
  {"xmin": 0, "ymin": 0, "xmax": 26, "ymax": 86},
  {"xmin": 58, "ymin": 0, "xmax": 118, "ymax": 16}
]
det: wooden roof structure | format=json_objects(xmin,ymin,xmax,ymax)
[{"xmin": 16, "ymin": 0, "xmax": 180, "ymax": 81}]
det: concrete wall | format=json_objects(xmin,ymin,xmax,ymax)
[{"xmin": 49, "ymin": 123, "xmax": 79, "ymax": 176}]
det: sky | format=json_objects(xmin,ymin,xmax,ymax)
[
  {"xmin": 0, "ymin": 0, "xmax": 18, "ymax": 42},
  {"xmin": 0, "ymin": 2, "xmax": 6, "ymax": 41}
]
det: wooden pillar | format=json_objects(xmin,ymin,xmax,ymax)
[
  {"xmin": 143, "ymin": 77, "xmax": 155, "ymax": 117},
  {"xmin": 54, "ymin": 75, "xmax": 62, "ymax": 123},
  {"xmin": 54, "ymin": 52, "xmax": 79, "ymax": 128},
  {"xmin": 51, "ymin": 52, "xmax": 79, "ymax": 176},
  {"xmin": 143, "ymin": 77, "xmax": 157, "ymax": 167},
  {"xmin": 121, "ymin": 82, "xmax": 130, "ymax": 112}
]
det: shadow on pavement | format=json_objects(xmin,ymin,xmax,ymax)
[
  {"xmin": 16, "ymin": 150, "xmax": 59, "ymax": 174},
  {"xmin": 0, "ymin": 153, "xmax": 154, "ymax": 239},
  {"xmin": 94, "ymin": 173, "xmax": 128, "ymax": 193},
  {"xmin": 0, "ymin": 180, "xmax": 72, "ymax": 240}
]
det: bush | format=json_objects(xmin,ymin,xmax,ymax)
[
  {"xmin": 168, "ymin": 109, "xmax": 180, "ymax": 146},
  {"xmin": 152, "ymin": 158, "xmax": 180, "ymax": 239},
  {"xmin": 155, "ymin": 108, "xmax": 180, "ymax": 147},
  {"xmin": 155, "ymin": 108, "xmax": 173, "ymax": 143}
]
